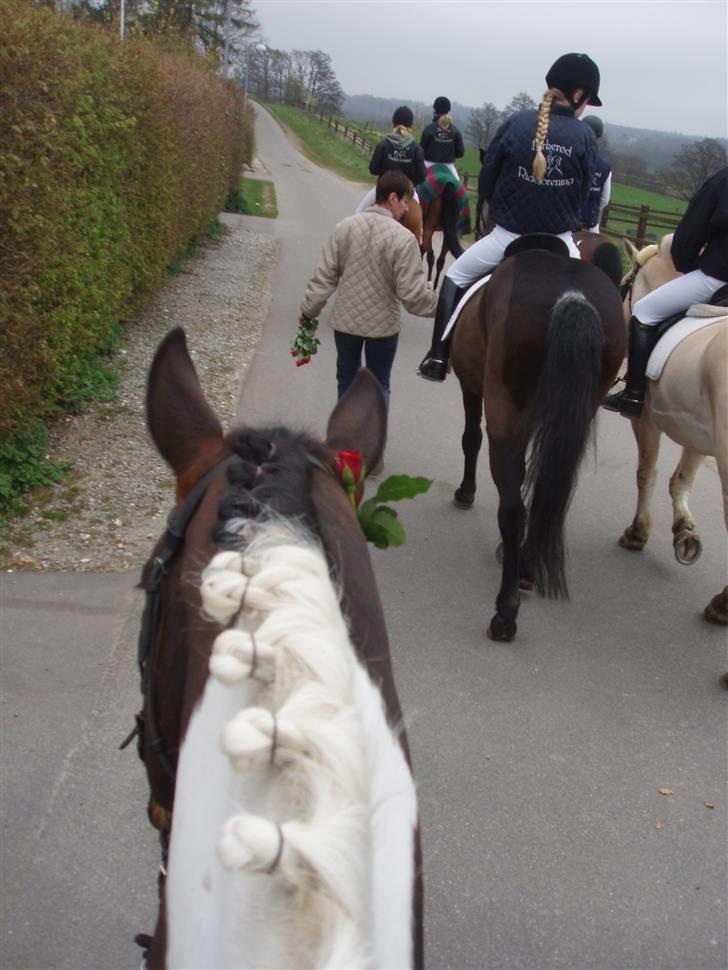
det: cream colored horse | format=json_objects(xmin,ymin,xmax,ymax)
[{"xmin": 618, "ymin": 234, "xmax": 728, "ymax": 624}]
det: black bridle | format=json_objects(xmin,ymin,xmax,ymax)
[{"xmin": 120, "ymin": 454, "xmax": 235, "ymax": 781}]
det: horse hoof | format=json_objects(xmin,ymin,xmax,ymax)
[
  {"xmin": 495, "ymin": 540, "xmax": 503, "ymax": 563},
  {"xmin": 673, "ymin": 529, "xmax": 702, "ymax": 565},
  {"xmin": 704, "ymin": 592, "xmax": 728, "ymax": 625},
  {"xmin": 519, "ymin": 577, "xmax": 535, "ymax": 592},
  {"xmin": 453, "ymin": 489, "xmax": 474, "ymax": 509},
  {"xmin": 619, "ymin": 528, "xmax": 646, "ymax": 551},
  {"xmin": 487, "ymin": 615, "xmax": 516, "ymax": 642}
]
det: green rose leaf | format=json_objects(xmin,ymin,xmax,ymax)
[
  {"xmin": 372, "ymin": 474, "xmax": 433, "ymax": 504},
  {"xmin": 359, "ymin": 504, "xmax": 407, "ymax": 549}
]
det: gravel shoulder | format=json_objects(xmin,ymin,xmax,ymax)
[{"xmin": 1, "ymin": 210, "xmax": 279, "ymax": 573}]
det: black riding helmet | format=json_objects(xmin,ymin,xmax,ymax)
[{"xmin": 546, "ymin": 52, "xmax": 603, "ymax": 106}]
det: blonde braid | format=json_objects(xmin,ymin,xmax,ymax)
[
  {"xmin": 393, "ymin": 124, "xmax": 411, "ymax": 136},
  {"xmin": 437, "ymin": 113, "xmax": 452, "ymax": 130},
  {"xmin": 532, "ymin": 89, "xmax": 557, "ymax": 182}
]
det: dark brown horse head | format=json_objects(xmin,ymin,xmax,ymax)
[{"xmin": 138, "ymin": 328, "xmax": 421, "ymax": 969}]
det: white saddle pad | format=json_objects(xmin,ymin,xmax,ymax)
[
  {"xmin": 647, "ymin": 307, "xmax": 727, "ymax": 380},
  {"xmin": 442, "ymin": 274, "xmax": 491, "ymax": 340}
]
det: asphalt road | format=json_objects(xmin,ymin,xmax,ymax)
[{"xmin": 2, "ymin": 103, "xmax": 726, "ymax": 970}]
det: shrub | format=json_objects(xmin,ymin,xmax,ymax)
[{"xmin": 0, "ymin": 2, "xmax": 253, "ymax": 509}]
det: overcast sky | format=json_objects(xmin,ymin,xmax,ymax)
[{"xmin": 254, "ymin": 0, "xmax": 727, "ymax": 139}]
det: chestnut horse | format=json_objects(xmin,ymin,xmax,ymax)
[
  {"xmin": 134, "ymin": 329, "xmax": 422, "ymax": 968},
  {"xmin": 617, "ymin": 234, "xmax": 728, "ymax": 624},
  {"xmin": 448, "ymin": 240, "xmax": 625, "ymax": 640},
  {"xmin": 403, "ymin": 186, "xmax": 464, "ymax": 290}
]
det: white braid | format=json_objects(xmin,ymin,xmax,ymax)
[{"xmin": 167, "ymin": 515, "xmax": 416, "ymax": 969}]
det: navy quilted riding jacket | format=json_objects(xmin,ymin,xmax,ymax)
[
  {"xmin": 420, "ymin": 118, "xmax": 465, "ymax": 164},
  {"xmin": 480, "ymin": 105, "xmax": 596, "ymax": 235},
  {"xmin": 671, "ymin": 166, "xmax": 728, "ymax": 281}
]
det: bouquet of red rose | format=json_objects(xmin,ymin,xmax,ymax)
[{"xmin": 291, "ymin": 317, "xmax": 320, "ymax": 367}]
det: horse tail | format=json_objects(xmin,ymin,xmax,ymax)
[
  {"xmin": 592, "ymin": 241, "xmax": 623, "ymax": 289},
  {"xmin": 441, "ymin": 182, "xmax": 464, "ymax": 258},
  {"xmin": 524, "ymin": 291, "xmax": 604, "ymax": 599}
]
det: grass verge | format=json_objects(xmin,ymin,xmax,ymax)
[
  {"xmin": 262, "ymin": 102, "xmax": 373, "ymax": 184},
  {"xmin": 225, "ymin": 178, "xmax": 278, "ymax": 218}
]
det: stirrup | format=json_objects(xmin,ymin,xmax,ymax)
[{"xmin": 417, "ymin": 356, "xmax": 447, "ymax": 382}]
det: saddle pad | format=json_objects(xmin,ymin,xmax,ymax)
[
  {"xmin": 646, "ymin": 312, "xmax": 727, "ymax": 380},
  {"xmin": 442, "ymin": 274, "xmax": 491, "ymax": 340}
]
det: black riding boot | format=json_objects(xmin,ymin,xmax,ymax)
[
  {"xmin": 417, "ymin": 277, "xmax": 465, "ymax": 382},
  {"xmin": 602, "ymin": 317, "xmax": 658, "ymax": 418}
]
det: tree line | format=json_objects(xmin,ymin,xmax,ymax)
[
  {"xmin": 49, "ymin": 0, "xmax": 345, "ymax": 112},
  {"xmin": 467, "ymin": 96, "xmax": 727, "ymax": 200}
]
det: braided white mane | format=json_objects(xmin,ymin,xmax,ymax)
[{"xmin": 165, "ymin": 517, "xmax": 417, "ymax": 969}]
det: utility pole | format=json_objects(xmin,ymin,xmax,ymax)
[
  {"xmin": 222, "ymin": 0, "xmax": 232, "ymax": 79},
  {"xmin": 120, "ymin": 0, "xmax": 125, "ymax": 43}
]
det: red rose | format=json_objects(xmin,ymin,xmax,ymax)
[{"xmin": 331, "ymin": 449, "xmax": 365, "ymax": 510}]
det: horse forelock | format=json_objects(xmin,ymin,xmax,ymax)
[{"xmin": 214, "ymin": 426, "xmax": 329, "ymax": 551}]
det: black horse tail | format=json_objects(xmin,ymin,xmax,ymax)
[
  {"xmin": 524, "ymin": 291, "xmax": 604, "ymax": 599},
  {"xmin": 441, "ymin": 183, "xmax": 464, "ymax": 259},
  {"xmin": 592, "ymin": 241, "xmax": 623, "ymax": 289}
]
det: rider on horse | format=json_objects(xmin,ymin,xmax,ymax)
[
  {"xmin": 603, "ymin": 165, "xmax": 728, "ymax": 417},
  {"xmin": 418, "ymin": 53, "xmax": 602, "ymax": 382},
  {"xmin": 356, "ymin": 106, "xmax": 426, "ymax": 213},
  {"xmin": 581, "ymin": 115, "xmax": 612, "ymax": 233},
  {"xmin": 419, "ymin": 96, "xmax": 465, "ymax": 182}
]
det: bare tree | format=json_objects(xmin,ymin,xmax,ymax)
[
  {"xmin": 668, "ymin": 138, "xmax": 728, "ymax": 200},
  {"xmin": 466, "ymin": 102, "xmax": 502, "ymax": 152},
  {"xmin": 502, "ymin": 91, "xmax": 537, "ymax": 120}
]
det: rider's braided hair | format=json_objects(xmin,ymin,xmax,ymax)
[{"xmin": 532, "ymin": 89, "xmax": 559, "ymax": 182}]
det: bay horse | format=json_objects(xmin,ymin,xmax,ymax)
[
  {"xmin": 448, "ymin": 238, "xmax": 625, "ymax": 640},
  {"xmin": 617, "ymin": 234, "xmax": 728, "ymax": 624},
  {"xmin": 134, "ymin": 329, "xmax": 422, "ymax": 968}
]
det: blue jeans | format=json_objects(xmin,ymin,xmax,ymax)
[{"xmin": 334, "ymin": 331, "xmax": 399, "ymax": 406}]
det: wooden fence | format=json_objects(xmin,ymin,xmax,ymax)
[{"xmin": 301, "ymin": 102, "xmax": 682, "ymax": 247}]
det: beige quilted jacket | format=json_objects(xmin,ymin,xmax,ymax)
[{"xmin": 300, "ymin": 207, "xmax": 437, "ymax": 337}]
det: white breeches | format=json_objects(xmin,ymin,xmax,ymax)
[
  {"xmin": 445, "ymin": 224, "xmax": 581, "ymax": 288},
  {"xmin": 424, "ymin": 159, "xmax": 460, "ymax": 181},
  {"xmin": 633, "ymin": 269, "xmax": 726, "ymax": 325}
]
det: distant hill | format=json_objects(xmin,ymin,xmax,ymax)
[{"xmin": 342, "ymin": 93, "xmax": 725, "ymax": 173}]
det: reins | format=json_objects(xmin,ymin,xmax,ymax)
[{"xmin": 121, "ymin": 454, "xmax": 236, "ymax": 780}]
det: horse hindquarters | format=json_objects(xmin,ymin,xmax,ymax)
[{"xmin": 523, "ymin": 292, "xmax": 605, "ymax": 599}]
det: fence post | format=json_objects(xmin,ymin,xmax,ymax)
[{"xmin": 637, "ymin": 204, "xmax": 649, "ymax": 245}]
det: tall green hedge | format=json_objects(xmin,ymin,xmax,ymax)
[{"xmin": 0, "ymin": 1, "xmax": 254, "ymax": 445}]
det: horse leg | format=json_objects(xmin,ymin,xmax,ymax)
[
  {"xmin": 433, "ymin": 239, "xmax": 448, "ymax": 291},
  {"xmin": 704, "ymin": 421, "xmax": 728, "ymax": 624},
  {"xmin": 487, "ymin": 435, "xmax": 526, "ymax": 642},
  {"xmin": 619, "ymin": 410, "xmax": 661, "ymax": 551},
  {"xmin": 669, "ymin": 446, "xmax": 703, "ymax": 564},
  {"xmin": 453, "ymin": 388, "xmax": 483, "ymax": 509}
]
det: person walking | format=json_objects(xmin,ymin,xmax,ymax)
[
  {"xmin": 603, "ymin": 165, "xmax": 728, "ymax": 417},
  {"xmin": 298, "ymin": 171, "xmax": 438, "ymax": 408},
  {"xmin": 418, "ymin": 52, "xmax": 602, "ymax": 382}
]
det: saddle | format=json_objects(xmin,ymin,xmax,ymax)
[{"xmin": 504, "ymin": 233, "xmax": 570, "ymax": 260}]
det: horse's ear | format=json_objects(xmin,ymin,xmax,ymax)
[
  {"xmin": 325, "ymin": 369, "xmax": 386, "ymax": 474},
  {"xmin": 622, "ymin": 237, "xmax": 639, "ymax": 267},
  {"xmin": 146, "ymin": 328, "xmax": 227, "ymax": 488}
]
